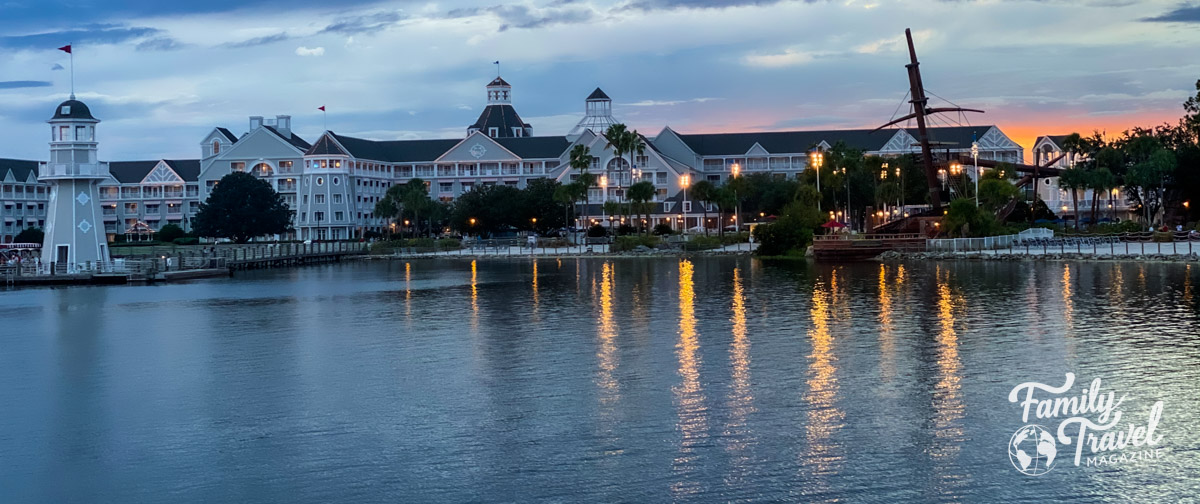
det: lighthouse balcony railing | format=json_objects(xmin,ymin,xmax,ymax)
[{"xmin": 38, "ymin": 162, "xmax": 108, "ymax": 178}]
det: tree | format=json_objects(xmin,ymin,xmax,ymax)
[
  {"xmin": 553, "ymin": 183, "xmax": 577, "ymax": 233},
  {"xmin": 942, "ymin": 197, "xmax": 1001, "ymax": 237},
  {"xmin": 522, "ymin": 178, "xmax": 564, "ymax": 233},
  {"xmin": 1125, "ymin": 147, "xmax": 1176, "ymax": 225},
  {"xmin": 374, "ymin": 178, "xmax": 430, "ymax": 237},
  {"xmin": 690, "ymin": 179, "xmax": 716, "ymax": 235},
  {"xmin": 569, "ymin": 144, "xmax": 596, "ymax": 228},
  {"xmin": 977, "ymin": 177, "xmax": 1020, "ymax": 212},
  {"xmin": 157, "ymin": 223, "xmax": 186, "ymax": 243},
  {"xmin": 193, "ymin": 172, "xmax": 290, "ymax": 243},
  {"xmin": 1087, "ymin": 166, "xmax": 1117, "ymax": 225},
  {"xmin": 627, "ymin": 180, "xmax": 656, "ymax": 234},
  {"xmin": 1058, "ymin": 166, "xmax": 1087, "ymax": 229},
  {"xmin": 14, "ymin": 227, "xmax": 43, "ymax": 244}
]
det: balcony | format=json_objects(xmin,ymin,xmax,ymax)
[
  {"xmin": 277, "ymin": 181, "xmax": 297, "ymax": 192},
  {"xmin": 38, "ymin": 162, "xmax": 109, "ymax": 179}
]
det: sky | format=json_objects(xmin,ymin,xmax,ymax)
[{"xmin": 1, "ymin": 0, "xmax": 1198, "ymax": 162}]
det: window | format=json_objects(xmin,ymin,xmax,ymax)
[
  {"xmin": 303, "ymin": 195, "xmax": 308, "ymax": 204},
  {"xmin": 316, "ymin": 177, "xmax": 324, "ymax": 186},
  {"xmin": 301, "ymin": 212, "xmax": 307, "ymax": 222},
  {"xmin": 315, "ymin": 194, "xmax": 325, "ymax": 204},
  {"xmin": 279, "ymin": 160, "xmax": 292, "ymax": 172},
  {"xmin": 333, "ymin": 177, "xmax": 340, "ymax": 185},
  {"xmin": 314, "ymin": 211, "xmax": 325, "ymax": 222},
  {"xmin": 76, "ymin": 126, "xmax": 87, "ymax": 142},
  {"xmin": 440, "ymin": 182, "xmax": 453, "ymax": 193},
  {"xmin": 189, "ymin": 201, "xmax": 198, "ymax": 212},
  {"xmin": 212, "ymin": 141, "xmax": 220, "ymax": 155},
  {"xmin": 683, "ymin": 201, "xmax": 692, "ymax": 213},
  {"xmin": 334, "ymin": 211, "xmax": 344, "ymax": 221},
  {"xmin": 125, "ymin": 203, "xmax": 138, "ymax": 213},
  {"xmin": 253, "ymin": 163, "xmax": 272, "ymax": 177},
  {"xmin": 333, "ymin": 194, "xmax": 342, "ymax": 204},
  {"xmin": 489, "ymin": 127, "xmax": 498, "ymax": 137},
  {"xmin": 145, "ymin": 204, "xmax": 159, "ymax": 215},
  {"xmin": 59, "ymin": 126, "xmax": 70, "ymax": 141},
  {"xmin": 231, "ymin": 162, "xmax": 245, "ymax": 172}
]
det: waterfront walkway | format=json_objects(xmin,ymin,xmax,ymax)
[{"xmin": 381, "ymin": 242, "xmax": 757, "ymax": 259}]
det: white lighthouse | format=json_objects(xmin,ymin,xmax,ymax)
[{"xmin": 40, "ymin": 98, "xmax": 110, "ymax": 272}]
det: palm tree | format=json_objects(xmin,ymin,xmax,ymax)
[
  {"xmin": 553, "ymin": 183, "xmax": 576, "ymax": 233},
  {"xmin": 569, "ymin": 144, "xmax": 595, "ymax": 230},
  {"xmin": 1088, "ymin": 167, "xmax": 1116, "ymax": 227},
  {"xmin": 1058, "ymin": 167, "xmax": 1087, "ymax": 230},
  {"xmin": 604, "ymin": 124, "xmax": 629, "ymax": 198},
  {"xmin": 690, "ymin": 179, "xmax": 716, "ymax": 235},
  {"xmin": 627, "ymin": 180, "xmax": 656, "ymax": 235}
]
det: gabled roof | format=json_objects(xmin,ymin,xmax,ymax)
[
  {"xmin": 108, "ymin": 159, "xmax": 200, "ymax": 183},
  {"xmin": 488, "ymin": 76, "xmax": 511, "ymax": 87},
  {"xmin": 670, "ymin": 126, "xmax": 995, "ymax": 156},
  {"xmin": 493, "ymin": 136, "xmax": 570, "ymax": 159},
  {"xmin": 313, "ymin": 132, "xmax": 462, "ymax": 163},
  {"xmin": 263, "ymin": 126, "xmax": 311, "ymax": 151},
  {"xmin": 587, "ymin": 88, "xmax": 610, "ymax": 101},
  {"xmin": 216, "ymin": 127, "xmax": 238, "ymax": 143},
  {"xmin": 1034, "ymin": 135, "xmax": 1071, "ymax": 150},
  {"xmin": 0, "ymin": 158, "xmax": 39, "ymax": 182},
  {"xmin": 469, "ymin": 104, "xmax": 531, "ymax": 137}
]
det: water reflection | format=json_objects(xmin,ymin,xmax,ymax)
[
  {"xmin": 803, "ymin": 273, "xmax": 844, "ymax": 494},
  {"xmin": 470, "ymin": 259, "xmax": 479, "ymax": 330},
  {"xmin": 931, "ymin": 265, "xmax": 967, "ymax": 498},
  {"xmin": 724, "ymin": 267, "xmax": 756, "ymax": 488},
  {"xmin": 596, "ymin": 262, "xmax": 619, "ymax": 402},
  {"xmin": 531, "ymin": 260, "xmax": 540, "ymax": 316},
  {"xmin": 673, "ymin": 259, "xmax": 708, "ymax": 498},
  {"xmin": 404, "ymin": 262, "xmax": 412, "ymax": 323},
  {"xmin": 878, "ymin": 264, "xmax": 897, "ymax": 383}
]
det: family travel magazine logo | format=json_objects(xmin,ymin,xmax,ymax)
[{"xmin": 1006, "ymin": 373, "xmax": 1167, "ymax": 476}]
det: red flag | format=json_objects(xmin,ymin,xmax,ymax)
[
  {"xmin": 318, "ymin": 106, "xmax": 325, "ymax": 111},
  {"xmin": 58, "ymin": 44, "xmax": 72, "ymax": 54}
]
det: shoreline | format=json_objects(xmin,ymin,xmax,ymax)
[{"xmin": 878, "ymin": 250, "xmax": 1200, "ymax": 264}]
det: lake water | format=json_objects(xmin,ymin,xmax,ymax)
[{"xmin": 1, "ymin": 258, "xmax": 1197, "ymax": 503}]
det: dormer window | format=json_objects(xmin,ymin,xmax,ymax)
[
  {"xmin": 212, "ymin": 141, "xmax": 221, "ymax": 155},
  {"xmin": 61, "ymin": 105, "xmax": 71, "ymax": 115},
  {"xmin": 489, "ymin": 127, "xmax": 498, "ymax": 137}
]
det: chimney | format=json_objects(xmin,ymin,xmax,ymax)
[
  {"xmin": 275, "ymin": 115, "xmax": 292, "ymax": 137},
  {"xmin": 249, "ymin": 116, "xmax": 263, "ymax": 130}
]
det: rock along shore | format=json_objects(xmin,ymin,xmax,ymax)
[{"xmin": 876, "ymin": 250, "xmax": 1200, "ymax": 264}]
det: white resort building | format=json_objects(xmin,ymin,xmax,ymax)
[
  {"xmin": 3, "ymin": 75, "xmax": 1037, "ymax": 243},
  {"xmin": 1031, "ymin": 135, "xmax": 1135, "ymax": 223}
]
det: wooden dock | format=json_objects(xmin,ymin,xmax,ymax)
[{"xmin": 812, "ymin": 233, "xmax": 926, "ymax": 261}]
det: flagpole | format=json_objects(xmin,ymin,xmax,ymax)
[{"xmin": 69, "ymin": 43, "xmax": 75, "ymax": 99}]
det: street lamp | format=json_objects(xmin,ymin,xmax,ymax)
[
  {"xmin": 680, "ymin": 174, "xmax": 692, "ymax": 234},
  {"xmin": 971, "ymin": 141, "xmax": 980, "ymax": 207},
  {"xmin": 810, "ymin": 149, "xmax": 824, "ymax": 210},
  {"xmin": 730, "ymin": 163, "xmax": 742, "ymax": 240}
]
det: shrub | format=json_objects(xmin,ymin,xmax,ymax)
[
  {"xmin": 720, "ymin": 232, "xmax": 749, "ymax": 245},
  {"xmin": 173, "ymin": 237, "xmax": 199, "ymax": 245},
  {"xmin": 157, "ymin": 224, "xmax": 186, "ymax": 243},
  {"xmin": 753, "ymin": 222, "xmax": 812, "ymax": 256},
  {"xmin": 587, "ymin": 224, "xmax": 608, "ymax": 237},
  {"xmin": 653, "ymin": 223, "xmax": 674, "ymax": 236},
  {"xmin": 616, "ymin": 224, "xmax": 637, "ymax": 236},
  {"xmin": 369, "ymin": 238, "xmax": 462, "ymax": 254},
  {"xmin": 682, "ymin": 235, "xmax": 722, "ymax": 251},
  {"xmin": 612, "ymin": 235, "xmax": 661, "ymax": 252},
  {"xmin": 13, "ymin": 227, "xmax": 43, "ymax": 244}
]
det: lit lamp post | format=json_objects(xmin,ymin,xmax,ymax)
[
  {"xmin": 680, "ymin": 174, "xmax": 691, "ymax": 234},
  {"xmin": 730, "ymin": 163, "xmax": 742, "ymax": 243},
  {"xmin": 840, "ymin": 167, "xmax": 850, "ymax": 230},
  {"xmin": 971, "ymin": 141, "xmax": 980, "ymax": 207},
  {"xmin": 810, "ymin": 149, "xmax": 824, "ymax": 211}
]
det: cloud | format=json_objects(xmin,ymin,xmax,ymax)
[
  {"xmin": 295, "ymin": 46, "xmax": 325, "ymax": 56},
  {"xmin": 136, "ymin": 37, "xmax": 184, "ymax": 51},
  {"xmin": 625, "ymin": 0, "xmax": 791, "ymax": 11},
  {"xmin": 446, "ymin": 4, "xmax": 595, "ymax": 31},
  {"xmin": 50, "ymin": 63, "xmax": 64, "ymax": 71},
  {"xmin": 1141, "ymin": 2, "xmax": 1200, "ymax": 22},
  {"xmin": 0, "ymin": 81, "xmax": 52, "ymax": 89},
  {"xmin": 321, "ymin": 10, "xmax": 406, "ymax": 35},
  {"xmin": 624, "ymin": 97, "xmax": 722, "ymax": 106},
  {"xmin": 742, "ymin": 48, "xmax": 820, "ymax": 67},
  {"xmin": 854, "ymin": 29, "xmax": 933, "ymax": 54},
  {"xmin": 224, "ymin": 32, "xmax": 289, "ymax": 48},
  {"xmin": 0, "ymin": 24, "xmax": 160, "ymax": 50}
]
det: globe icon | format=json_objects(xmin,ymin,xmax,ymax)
[{"xmin": 1009, "ymin": 424, "xmax": 1057, "ymax": 476}]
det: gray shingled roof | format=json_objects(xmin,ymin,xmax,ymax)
[
  {"xmin": 488, "ymin": 76, "xmax": 511, "ymax": 87},
  {"xmin": 108, "ymin": 160, "xmax": 200, "ymax": 184},
  {"xmin": 0, "ymin": 158, "xmax": 39, "ymax": 182},
  {"xmin": 469, "ymin": 105, "xmax": 531, "ymax": 137},
  {"xmin": 672, "ymin": 126, "xmax": 992, "ymax": 156},
  {"xmin": 216, "ymin": 127, "xmax": 238, "ymax": 143},
  {"xmin": 587, "ymin": 88, "xmax": 610, "ymax": 101},
  {"xmin": 1034, "ymin": 135, "xmax": 1071, "ymax": 150},
  {"xmin": 263, "ymin": 126, "xmax": 311, "ymax": 151},
  {"xmin": 313, "ymin": 133, "xmax": 462, "ymax": 162}
]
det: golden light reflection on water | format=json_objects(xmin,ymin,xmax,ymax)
[
  {"xmin": 1185, "ymin": 264, "xmax": 1194, "ymax": 308},
  {"xmin": 878, "ymin": 264, "xmax": 896, "ymax": 383},
  {"xmin": 531, "ymin": 260, "xmax": 540, "ymax": 314},
  {"xmin": 672, "ymin": 259, "xmax": 708, "ymax": 498},
  {"xmin": 470, "ymin": 260, "xmax": 478, "ymax": 330},
  {"xmin": 932, "ymin": 265, "xmax": 966, "ymax": 496},
  {"xmin": 725, "ymin": 267, "xmax": 756, "ymax": 477},
  {"xmin": 803, "ymin": 275, "xmax": 844, "ymax": 487},
  {"xmin": 1062, "ymin": 264, "xmax": 1074, "ymax": 331},
  {"xmin": 596, "ymin": 262, "xmax": 619, "ymax": 402},
  {"xmin": 404, "ymin": 262, "xmax": 412, "ymax": 323}
]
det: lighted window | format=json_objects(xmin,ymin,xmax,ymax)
[
  {"xmin": 212, "ymin": 141, "xmax": 220, "ymax": 155},
  {"xmin": 316, "ymin": 177, "xmax": 324, "ymax": 186}
]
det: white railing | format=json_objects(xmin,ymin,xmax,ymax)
[{"xmin": 927, "ymin": 228, "xmax": 1053, "ymax": 252}]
